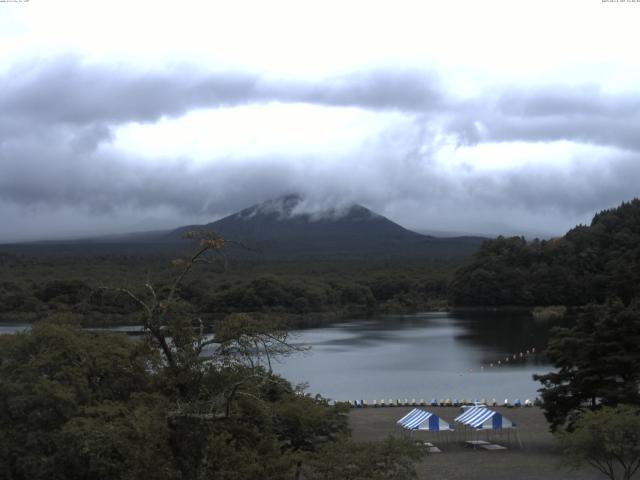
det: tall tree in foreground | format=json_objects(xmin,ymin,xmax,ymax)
[
  {"xmin": 560, "ymin": 405, "xmax": 640, "ymax": 480},
  {"xmin": 0, "ymin": 322, "xmax": 175, "ymax": 480},
  {"xmin": 0, "ymin": 231, "xmax": 426, "ymax": 480},
  {"xmin": 534, "ymin": 299, "xmax": 640, "ymax": 431}
]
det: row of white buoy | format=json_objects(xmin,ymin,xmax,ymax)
[
  {"xmin": 343, "ymin": 398, "xmax": 540, "ymax": 408},
  {"xmin": 458, "ymin": 348, "xmax": 539, "ymax": 376},
  {"xmin": 484, "ymin": 348, "xmax": 537, "ymax": 370}
]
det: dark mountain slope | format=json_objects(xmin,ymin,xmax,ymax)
[
  {"xmin": 0, "ymin": 194, "xmax": 485, "ymax": 259},
  {"xmin": 170, "ymin": 194, "xmax": 484, "ymax": 259}
]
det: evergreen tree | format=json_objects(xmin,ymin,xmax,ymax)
[
  {"xmin": 450, "ymin": 198, "xmax": 640, "ymax": 307},
  {"xmin": 534, "ymin": 299, "xmax": 640, "ymax": 431}
]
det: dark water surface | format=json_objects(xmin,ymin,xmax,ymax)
[
  {"xmin": 1, "ymin": 311, "xmax": 558, "ymax": 402},
  {"xmin": 274, "ymin": 312, "xmax": 556, "ymax": 403},
  {"xmin": 0, "ymin": 324, "xmax": 30, "ymax": 334}
]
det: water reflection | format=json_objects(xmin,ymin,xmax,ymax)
[
  {"xmin": 452, "ymin": 311, "xmax": 564, "ymax": 367},
  {"xmin": 0, "ymin": 324, "xmax": 30, "ymax": 335},
  {"xmin": 0, "ymin": 312, "xmax": 561, "ymax": 402},
  {"xmin": 274, "ymin": 312, "xmax": 558, "ymax": 402}
]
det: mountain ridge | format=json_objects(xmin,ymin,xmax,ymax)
[
  {"xmin": 0, "ymin": 194, "xmax": 486, "ymax": 259},
  {"xmin": 166, "ymin": 194, "xmax": 483, "ymax": 259}
]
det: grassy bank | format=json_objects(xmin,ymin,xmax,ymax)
[{"xmin": 349, "ymin": 406, "xmax": 606, "ymax": 480}]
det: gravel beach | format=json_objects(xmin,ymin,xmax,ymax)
[{"xmin": 349, "ymin": 406, "xmax": 608, "ymax": 480}]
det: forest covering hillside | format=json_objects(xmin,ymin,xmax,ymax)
[
  {"xmin": 0, "ymin": 255, "xmax": 454, "ymax": 327},
  {"xmin": 449, "ymin": 199, "xmax": 640, "ymax": 307},
  {"xmin": 0, "ymin": 194, "xmax": 485, "ymax": 260},
  {"xmin": 4, "ymin": 199, "xmax": 640, "ymax": 324}
]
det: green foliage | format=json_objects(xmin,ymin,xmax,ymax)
[
  {"xmin": 302, "ymin": 437, "xmax": 425, "ymax": 480},
  {"xmin": 0, "ymin": 255, "xmax": 455, "ymax": 327},
  {"xmin": 36, "ymin": 279, "xmax": 91, "ymax": 304},
  {"xmin": 0, "ymin": 321, "xmax": 359, "ymax": 480},
  {"xmin": 201, "ymin": 430, "xmax": 295, "ymax": 480},
  {"xmin": 0, "ymin": 323, "xmax": 167, "ymax": 480},
  {"xmin": 450, "ymin": 198, "xmax": 640, "ymax": 306},
  {"xmin": 0, "ymin": 310, "xmax": 421, "ymax": 479},
  {"xmin": 531, "ymin": 305, "xmax": 567, "ymax": 321},
  {"xmin": 0, "ymin": 238, "xmax": 434, "ymax": 480},
  {"xmin": 559, "ymin": 405, "xmax": 640, "ymax": 480},
  {"xmin": 56, "ymin": 397, "xmax": 176, "ymax": 480},
  {"xmin": 534, "ymin": 300, "xmax": 640, "ymax": 431}
]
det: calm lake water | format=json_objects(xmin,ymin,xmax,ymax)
[
  {"xmin": 274, "ymin": 312, "xmax": 555, "ymax": 403},
  {"xmin": 1, "ymin": 311, "xmax": 556, "ymax": 402}
]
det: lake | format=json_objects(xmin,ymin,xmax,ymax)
[
  {"xmin": 274, "ymin": 311, "xmax": 555, "ymax": 403},
  {"xmin": 1, "ymin": 311, "xmax": 556, "ymax": 402}
]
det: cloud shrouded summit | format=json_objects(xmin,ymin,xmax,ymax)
[{"xmin": 1, "ymin": 55, "xmax": 640, "ymax": 242}]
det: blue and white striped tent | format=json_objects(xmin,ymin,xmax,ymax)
[
  {"xmin": 397, "ymin": 408, "xmax": 453, "ymax": 431},
  {"xmin": 454, "ymin": 406, "xmax": 516, "ymax": 429}
]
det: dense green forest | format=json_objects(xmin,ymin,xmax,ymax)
[
  {"xmin": 445, "ymin": 200, "xmax": 640, "ymax": 477},
  {"xmin": 0, "ymin": 236, "xmax": 425, "ymax": 480},
  {"xmin": 4, "ymin": 199, "xmax": 640, "ymax": 324},
  {"xmin": 450, "ymin": 199, "xmax": 640, "ymax": 307},
  {"xmin": 0, "ymin": 317, "xmax": 423, "ymax": 479},
  {"xmin": 0, "ymin": 253, "xmax": 454, "ymax": 328}
]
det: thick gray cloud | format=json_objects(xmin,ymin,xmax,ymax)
[
  {"xmin": 496, "ymin": 85, "xmax": 640, "ymax": 117},
  {"xmin": 447, "ymin": 87, "xmax": 640, "ymax": 151},
  {"xmin": 0, "ymin": 57, "xmax": 446, "ymax": 131},
  {"xmin": 1, "ymin": 57, "xmax": 261, "ymax": 126},
  {"xmin": 3, "ymin": 56, "xmax": 639, "ymax": 149},
  {"xmin": 284, "ymin": 69, "xmax": 446, "ymax": 111},
  {"xmin": 1, "ymin": 56, "xmax": 640, "ymax": 242}
]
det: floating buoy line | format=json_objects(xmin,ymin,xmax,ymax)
[
  {"xmin": 338, "ymin": 398, "xmax": 542, "ymax": 409},
  {"xmin": 334, "ymin": 347, "xmax": 543, "ymax": 408},
  {"xmin": 484, "ymin": 347, "xmax": 537, "ymax": 370}
]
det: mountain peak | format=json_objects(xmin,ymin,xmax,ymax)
[
  {"xmin": 167, "ymin": 194, "xmax": 485, "ymax": 259},
  {"xmin": 233, "ymin": 193, "xmax": 379, "ymax": 224},
  {"xmin": 236, "ymin": 193, "xmax": 304, "ymax": 221}
]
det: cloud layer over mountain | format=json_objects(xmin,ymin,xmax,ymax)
[{"xmin": 2, "ymin": 1, "xmax": 639, "ymax": 241}]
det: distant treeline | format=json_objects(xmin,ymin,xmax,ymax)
[
  {"xmin": 450, "ymin": 199, "xmax": 640, "ymax": 307},
  {"xmin": 0, "ymin": 255, "xmax": 454, "ymax": 327},
  {"xmin": 5, "ymin": 199, "xmax": 640, "ymax": 323}
]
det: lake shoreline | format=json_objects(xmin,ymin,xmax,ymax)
[
  {"xmin": 0, "ymin": 304, "xmax": 548, "ymax": 330},
  {"xmin": 4, "ymin": 312, "xmax": 554, "ymax": 401}
]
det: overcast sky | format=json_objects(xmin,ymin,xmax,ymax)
[{"xmin": 1, "ymin": 0, "xmax": 640, "ymax": 242}]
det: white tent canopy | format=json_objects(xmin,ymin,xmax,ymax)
[
  {"xmin": 454, "ymin": 406, "xmax": 516, "ymax": 430},
  {"xmin": 397, "ymin": 408, "xmax": 453, "ymax": 432}
]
